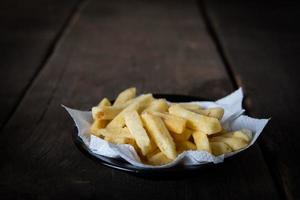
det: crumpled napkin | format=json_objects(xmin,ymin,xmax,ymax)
[{"xmin": 63, "ymin": 88, "xmax": 269, "ymax": 168}]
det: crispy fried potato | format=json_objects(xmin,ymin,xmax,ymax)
[
  {"xmin": 107, "ymin": 94, "xmax": 153, "ymax": 128},
  {"xmin": 169, "ymin": 105, "xmax": 221, "ymax": 135},
  {"xmin": 141, "ymin": 112, "xmax": 177, "ymax": 159},
  {"xmin": 90, "ymin": 119, "xmax": 108, "ymax": 135},
  {"xmin": 171, "ymin": 128, "xmax": 193, "ymax": 142},
  {"xmin": 113, "ymin": 87, "xmax": 136, "ymax": 106},
  {"xmin": 220, "ymin": 129, "xmax": 252, "ymax": 143},
  {"xmin": 209, "ymin": 136, "xmax": 248, "ymax": 151},
  {"xmin": 105, "ymin": 136, "xmax": 136, "ymax": 146},
  {"xmin": 151, "ymin": 111, "xmax": 187, "ymax": 134},
  {"xmin": 191, "ymin": 107, "xmax": 224, "ymax": 120},
  {"xmin": 95, "ymin": 127, "xmax": 133, "ymax": 139},
  {"xmin": 177, "ymin": 141, "xmax": 197, "ymax": 153},
  {"xmin": 147, "ymin": 152, "xmax": 172, "ymax": 165},
  {"xmin": 94, "ymin": 106, "xmax": 124, "ymax": 120},
  {"xmin": 192, "ymin": 131, "xmax": 211, "ymax": 153},
  {"xmin": 210, "ymin": 141, "xmax": 232, "ymax": 156},
  {"xmin": 177, "ymin": 103, "xmax": 203, "ymax": 110},
  {"xmin": 144, "ymin": 99, "xmax": 169, "ymax": 112},
  {"xmin": 98, "ymin": 98, "xmax": 111, "ymax": 107},
  {"xmin": 125, "ymin": 111, "xmax": 152, "ymax": 155}
]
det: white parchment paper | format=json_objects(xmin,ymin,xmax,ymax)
[{"xmin": 63, "ymin": 88, "xmax": 269, "ymax": 168}]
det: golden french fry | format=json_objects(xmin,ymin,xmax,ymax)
[
  {"xmin": 210, "ymin": 142, "xmax": 232, "ymax": 156},
  {"xmin": 220, "ymin": 129, "xmax": 252, "ymax": 143},
  {"xmin": 98, "ymin": 98, "xmax": 111, "ymax": 107},
  {"xmin": 107, "ymin": 94, "xmax": 153, "ymax": 128},
  {"xmin": 192, "ymin": 131, "xmax": 211, "ymax": 153},
  {"xmin": 95, "ymin": 127, "xmax": 134, "ymax": 139},
  {"xmin": 91, "ymin": 98, "xmax": 111, "ymax": 130},
  {"xmin": 151, "ymin": 111, "xmax": 187, "ymax": 134},
  {"xmin": 177, "ymin": 103, "xmax": 203, "ymax": 110},
  {"xmin": 147, "ymin": 152, "xmax": 172, "ymax": 165},
  {"xmin": 94, "ymin": 106, "xmax": 124, "ymax": 120},
  {"xmin": 125, "ymin": 111, "xmax": 152, "ymax": 156},
  {"xmin": 177, "ymin": 141, "xmax": 197, "ymax": 153},
  {"xmin": 144, "ymin": 99, "xmax": 169, "ymax": 112},
  {"xmin": 90, "ymin": 119, "xmax": 108, "ymax": 135},
  {"xmin": 141, "ymin": 112, "xmax": 177, "ymax": 159},
  {"xmin": 146, "ymin": 148, "xmax": 160, "ymax": 159},
  {"xmin": 105, "ymin": 136, "xmax": 136, "ymax": 146},
  {"xmin": 169, "ymin": 105, "xmax": 221, "ymax": 135},
  {"xmin": 191, "ymin": 107, "xmax": 224, "ymax": 120},
  {"xmin": 113, "ymin": 87, "xmax": 136, "ymax": 106},
  {"xmin": 171, "ymin": 128, "xmax": 193, "ymax": 142},
  {"xmin": 209, "ymin": 136, "xmax": 248, "ymax": 151}
]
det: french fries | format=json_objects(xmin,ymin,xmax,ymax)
[
  {"xmin": 169, "ymin": 104, "xmax": 222, "ymax": 135},
  {"xmin": 89, "ymin": 87, "xmax": 252, "ymax": 165},
  {"xmin": 150, "ymin": 111, "xmax": 187, "ymax": 134},
  {"xmin": 147, "ymin": 152, "xmax": 172, "ymax": 166},
  {"xmin": 210, "ymin": 142, "xmax": 232, "ymax": 155},
  {"xmin": 192, "ymin": 131, "xmax": 211, "ymax": 153},
  {"xmin": 141, "ymin": 112, "xmax": 177, "ymax": 160},
  {"xmin": 144, "ymin": 99, "xmax": 169, "ymax": 112},
  {"xmin": 125, "ymin": 111, "xmax": 152, "ymax": 156},
  {"xmin": 113, "ymin": 87, "xmax": 136, "ymax": 106},
  {"xmin": 171, "ymin": 128, "xmax": 193, "ymax": 142},
  {"xmin": 106, "ymin": 94, "xmax": 153, "ymax": 128}
]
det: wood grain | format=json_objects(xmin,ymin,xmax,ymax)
[
  {"xmin": 0, "ymin": 0, "xmax": 80, "ymax": 128},
  {"xmin": 204, "ymin": 0, "xmax": 300, "ymax": 199},
  {"xmin": 0, "ymin": 0, "xmax": 279, "ymax": 199}
]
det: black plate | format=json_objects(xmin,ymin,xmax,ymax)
[{"xmin": 72, "ymin": 94, "xmax": 215, "ymax": 176}]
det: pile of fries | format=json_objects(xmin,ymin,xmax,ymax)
[{"xmin": 90, "ymin": 87, "xmax": 252, "ymax": 165}]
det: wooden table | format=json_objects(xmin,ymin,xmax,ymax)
[{"xmin": 1, "ymin": 0, "xmax": 299, "ymax": 199}]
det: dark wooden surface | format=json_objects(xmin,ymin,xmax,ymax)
[
  {"xmin": 204, "ymin": 1, "xmax": 300, "ymax": 199},
  {"xmin": 0, "ymin": 0, "xmax": 298, "ymax": 199},
  {"xmin": 0, "ymin": 0, "xmax": 80, "ymax": 128}
]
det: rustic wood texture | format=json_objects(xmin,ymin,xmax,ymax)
[
  {"xmin": 0, "ymin": 0, "xmax": 80, "ymax": 128},
  {"xmin": 204, "ymin": 1, "xmax": 300, "ymax": 199},
  {"xmin": 0, "ymin": 0, "xmax": 281, "ymax": 199}
]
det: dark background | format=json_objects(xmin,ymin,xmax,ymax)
[{"xmin": 0, "ymin": 0, "xmax": 299, "ymax": 199}]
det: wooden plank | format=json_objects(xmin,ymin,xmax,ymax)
[
  {"xmin": 204, "ymin": 1, "xmax": 300, "ymax": 199},
  {"xmin": 0, "ymin": 0, "xmax": 80, "ymax": 127},
  {"xmin": 0, "ymin": 0, "xmax": 279, "ymax": 199}
]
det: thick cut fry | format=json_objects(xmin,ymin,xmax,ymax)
[
  {"xmin": 192, "ymin": 131, "xmax": 211, "ymax": 153},
  {"xmin": 209, "ymin": 136, "xmax": 248, "ymax": 151},
  {"xmin": 146, "ymin": 148, "xmax": 160, "ymax": 159},
  {"xmin": 113, "ymin": 87, "xmax": 136, "ymax": 106},
  {"xmin": 98, "ymin": 98, "xmax": 111, "ymax": 107},
  {"xmin": 177, "ymin": 103, "xmax": 203, "ymax": 110},
  {"xmin": 210, "ymin": 142, "xmax": 232, "ymax": 156},
  {"xmin": 90, "ymin": 119, "xmax": 108, "ymax": 134},
  {"xmin": 177, "ymin": 141, "xmax": 197, "ymax": 153},
  {"xmin": 105, "ymin": 136, "xmax": 135, "ymax": 146},
  {"xmin": 169, "ymin": 105, "xmax": 221, "ymax": 135},
  {"xmin": 95, "ymin": 127, "xmax": 134, "ymax": 139},
  {"xmin": 191, "ymin": 107, "xmax": 224, "ymax": 120},
  {"xmin": 125, "ymin": 111, "xmax": 152, "ymax": 155},
  {"xmin": 144, "ymin": 99, "xmax": 169, "ymax": 112},
  {"xmin": 147, "ymin": 152, "xmax": 172, "ymax": 165},
  {"xmin": 141, "ymin": 112, "xmax": 177, "ymax": 159},
  {"xmin": 220, "ymin": 129, "xmax": 252, "ymax": 143},
  {"xmin": 94, "ymin": 106, "xmax": 124, "ymax": 120},
  {"xmin": 171, "ymin": 129, "xmax": 193, "ymax": 142},
  {"xmin": 107, "ymin": 94, "xmax": 153, "ymax": 128},
  {"xmin": 151, "ymin": 111, "xmax": 187, "ymax": 134}
]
